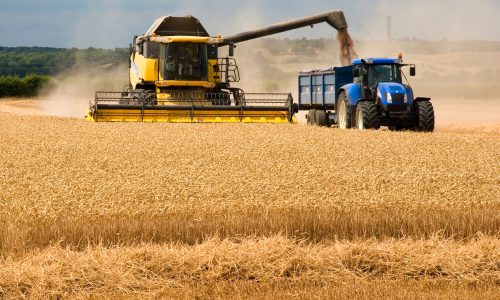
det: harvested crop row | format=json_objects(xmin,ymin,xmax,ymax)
[
  {"xmin": 0, "ymin": 112, "xmax": 499, "ymax": 253},
  {"xmin": 0, "ymin": 236, "xmax": 499, "ymax": 298}
]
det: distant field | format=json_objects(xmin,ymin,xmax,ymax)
[{"xmin": 0, "ymin": 112, "xmax": 498, "ymax": 298}]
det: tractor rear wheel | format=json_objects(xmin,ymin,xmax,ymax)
[
  {"xmin": 413, "ymin": 101, "xmax": 435, "ymax": 132},
  {"xmin": 337, "ymin": 92, "xmax": 351, "ymax": 129},
  {"xmin": 356, "ymin": 101, "xmax": 380, "ymax": 130},
  {"xmin": 315, "ymin": 110, "xmax": 328, "ymax": 127},
  {"xmin": 307, "ymin": 109, "xmax": 317, "ymax": 125}
]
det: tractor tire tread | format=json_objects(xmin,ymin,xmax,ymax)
[
  {"xmin": 414, "ymin": 101, "xmax": 435, "ymax": 132},
  {"xmin": 360, "ymin": 101, "xmax": 380, "ymax": 129}
]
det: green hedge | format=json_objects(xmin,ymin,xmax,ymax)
[
  {"xmin": 0, "ymin": 75, "xmax": 51, "ymax": 98},
  {"xmin": 0, "ymin": 47, "xmax": 130, "ymax": 77}
]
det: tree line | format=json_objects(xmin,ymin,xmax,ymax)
[
  {"xmin": 0, "ymin": 47, "xmax": 129, "ymax": 97},
  {"xmin": 0, "ymin": 47, "xmax": 129, "ymax": 77},
  {"xmin": 0, "ymin": 74, "xmax": 51, "ymax": 98}
]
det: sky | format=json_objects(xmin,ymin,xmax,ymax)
[{"xmin": 0, "ymin": 0, "xmax": 499, "ymax": 48}]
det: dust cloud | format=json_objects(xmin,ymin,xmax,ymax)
[
  {"xmin": 13, "ymin": 0, "xmax": 131, "ymax": 118},
  {"xmin": 5, "ymin": 65, "xmax": 129, "ymax": 118}
]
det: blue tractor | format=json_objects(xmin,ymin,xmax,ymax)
[{"xmin": 298, "ymin": 57, "xmax": 434, "ymax": 131}]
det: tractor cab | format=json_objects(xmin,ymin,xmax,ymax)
[
  {"xmin": 354, "ymin": 62, "xmax": 402, "ymax": 87},
  {"xmin": 352, "ymin": 58, "xmax": 416, "ymax": 108}
]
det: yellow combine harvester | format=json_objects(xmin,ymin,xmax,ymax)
[{"xmin": 87, "ymin": 10, "xmax": 349, "ymax": 123}]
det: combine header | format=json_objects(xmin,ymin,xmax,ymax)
[
  {"xmin": 87, "ymin": 11, "xmax": 351, "ymax": 123},
  {"xmin": 90, "ymin": 91, "xmax": 295, "ymax": 123}
]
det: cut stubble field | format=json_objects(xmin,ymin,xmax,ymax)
[{"xmin": 0, "ymin": 111, "xmax": 499, "ymax": 298}]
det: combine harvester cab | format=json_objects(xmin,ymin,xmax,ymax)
[
  {"xmin": 299, "ymin": 57, "xmax": 435, "ymax": 132},
  {"xmin": 87, "ymin": 11, "xmax": 352, "ymax": 123}
]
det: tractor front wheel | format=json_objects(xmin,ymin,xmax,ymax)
[{"xmin": 413, "ymin": 101, "xmax": 435, "ymax": 132}]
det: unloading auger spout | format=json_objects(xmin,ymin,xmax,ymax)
[{"xmin": 221, "ymin": 10, "xmax": 348, "ymax": 45}]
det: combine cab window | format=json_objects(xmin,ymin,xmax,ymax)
[
  {"xmin": 160, "ymin": 43, "xmax": 208, "ymax": 81},
  {"xmin": 368, "ymin": 64, "xmax": 401, "ymax": 87}
]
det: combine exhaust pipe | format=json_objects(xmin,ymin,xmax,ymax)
[{"xmin": 221, "ymin": 10, "xmax": 348, "ymax": 45}]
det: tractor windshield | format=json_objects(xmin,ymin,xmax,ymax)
[
  {"xmin": 368, "ymin": 64, "xmax": 402, "ymax": 86},
  {"xmin": 159, "ymin": 42, "xmax": 208, "ymax": 81}
]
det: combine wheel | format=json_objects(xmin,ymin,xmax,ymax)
[
  {"xmin": 356, "ymin": 101, "xmax": 380, "ymax": 130},
  {"xmin": 315, "ymin": 110, "xmax": 328, "ymax": 127},
  {"xmin": 337, "ymin": 91, "xmax": 351, "ymax": 129},
  {"xmin": 307, "ymin": 109, "xmax": 317, "ymax": 125},
  {"xmin": 413, "ymin": 101, "xmax": 435, "ymax": 132}
]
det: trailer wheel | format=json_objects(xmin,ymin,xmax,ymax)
[
  {"xmin": 413, "ymin": 101, "xmax": 435, "ymax": 132},
  {"xmin": 315, "ymin": 110, "xmax": 328, "ymax": 127},
  {"xmin": 337, "ymin": 92, "xmax": 351, "ymax": 129},
  {"xmin": 307, "ymin": 109, "xmax": 317, "ymax": 125},
  {"xmin": 356, "ymin": 101, "xmax": 380, "ymax": 130}
]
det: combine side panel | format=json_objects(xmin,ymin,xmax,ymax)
[{"xmin": 87, "ymin": 91, "xmax": 296, "ymax": 123}]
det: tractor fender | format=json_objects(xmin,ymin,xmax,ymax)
[
  {"xmin": 337, "ymin": 83, "xmax": 362, "ymax": 107},
  {"xmin": 337, "ymin": 84, "xmax": 362, "ymax": 128},
  {"xmin": 403, "ymin": 85, "xmax": 415, "ymax": 104},
  {"xmin": 414, "ymin": 97, "xmax": 431, "ymax": 102}
]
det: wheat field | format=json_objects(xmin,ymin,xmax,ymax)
[{"xmin": 0, "ymin": 111, "xmax": 499, "ymax": 298}]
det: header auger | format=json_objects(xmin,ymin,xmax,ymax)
[{"xmin": 86, "ymin": 11, "xmax": 350, "ymax": 123}]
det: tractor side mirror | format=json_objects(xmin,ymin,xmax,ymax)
[
  {"xmin": 353, "ymin": 68, "xmax": 360, "ymax": 77},
  {"xmin": 229, "ymin": 42, "xmax": 235, "ymax": 57},
  {"xmin": 410, "ymin": 66, "xmax": 416, "ymax": 76}
]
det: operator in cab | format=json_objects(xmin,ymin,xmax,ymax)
[
  {"xmin": 369, "ymin": 65, "xmax": 392, "ymax": 87},
  {"xmin": 177, "ymin": 45, "xmax": 194, "ymax": 79}
]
